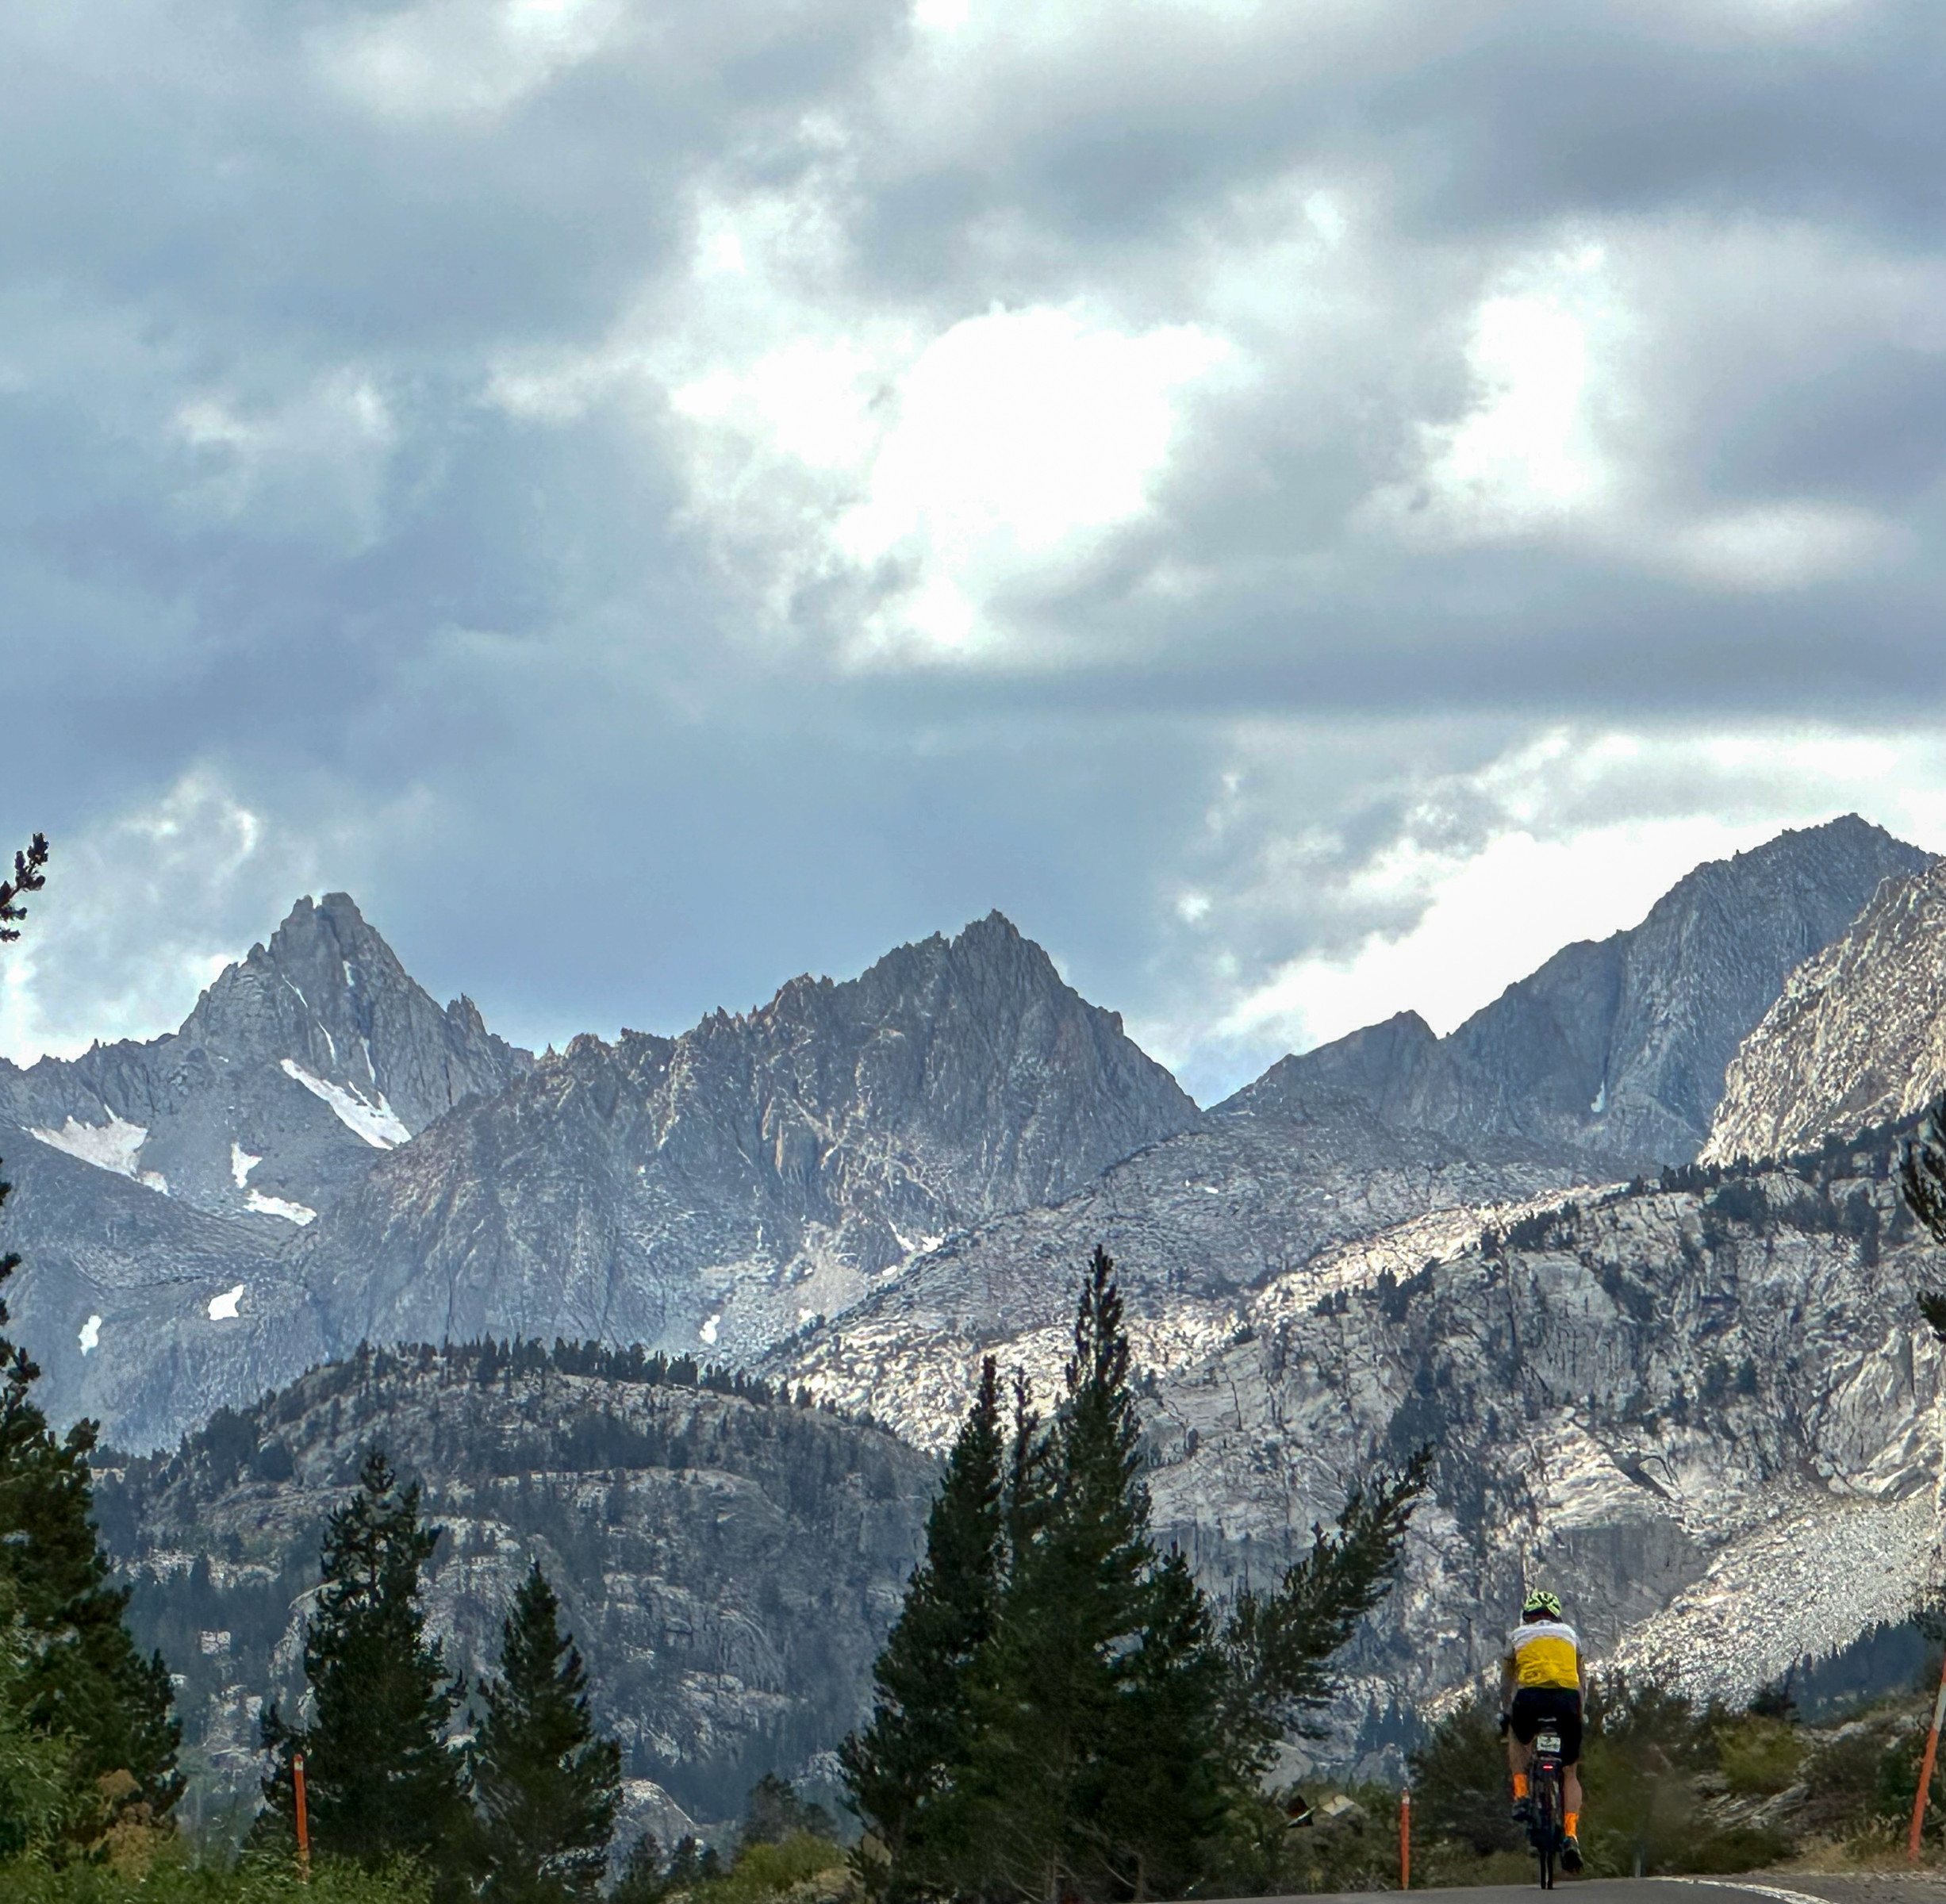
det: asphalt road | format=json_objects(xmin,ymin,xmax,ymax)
[{"xmin": 1201, "ymin": 1875, "xmax": 1946, "ymax": 1904}]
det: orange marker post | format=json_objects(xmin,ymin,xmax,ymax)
[
  {"xmin": 1913, "ymin": 1656, "xmax": 1946, "ymax": 1861},
  {"xmin": 294, "ymin": 1750, "xmax": 311, "ymax": 1879},
  {"xmin": 1399, "ymin": 1788, "xmax": 1411, "ymax": 1890}
]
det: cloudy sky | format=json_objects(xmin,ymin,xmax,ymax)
[{"xmin": 6, "ymin": 0, "xmax": 1946, "ymax": 1104}]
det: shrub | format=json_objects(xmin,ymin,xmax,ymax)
[
  {"xmin": 687, "ymin": 1834, "xmax": 847, "ymax": 1904},
  {"xmin": 1715, "ymin": 1717, "xmax": 1805, "ymax": 1795},
  {"xmin": 0, "ymin": 1852, "xmax": 428, "ymax": 1904}
]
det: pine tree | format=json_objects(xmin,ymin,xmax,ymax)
[
  {"xmin": 859, "ymin": 1246, "xmax": 1432, "ymax": 1904},
  {"xmin": 473, "ymin": 1563, "xmax": 622, "ymax": 1904},
  {"xmin": 0, "ymin": 1580, "xmax": 73, "ymax": 1858},
  {"xmin": 842, "ymin": 1357, "xmax": 1004, "ymax": 1898},
  {"xmin": 0, "ymin": 1159, "xmax": 182, "ymax": 1840},
  {"xmin": 958, "ymin": 1246, "xmax": 1195, "ymax": 1903},
  {"xmin": 0, "ymin": 842, "xmax": 182, "ymax": 1846},
  {"xmin": 1219, "ymin": 1445, "xmax": 1434, "ymax": 1753},
  {"xmin": 260, "ymin": 1449, "xmax": 470, "ymax": 1891},
  {"xmin": 740, "ymin": 1772, "xmax": 834, "ymax": 1848}
]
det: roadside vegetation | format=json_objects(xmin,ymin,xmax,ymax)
[{"xmin": 1400, "ymin": 1664, "xmax": 1946, "ymax": 1886}]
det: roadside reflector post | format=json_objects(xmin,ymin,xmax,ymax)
[
  {"xmin": 1910, "ymin": 1653, "xmax": 1946, "ymax": 1861},
  {"xmin": 294, "ymin": 1750, "xmax": 311, "ymax": 1879},
  {"xmin": 1399, "ymin": 1787, "xmax": 1411, "ymax": 1890}
]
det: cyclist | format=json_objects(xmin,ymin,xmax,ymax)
[{"xmin": 1503, "ymin": 1587, "xmax": 1585, "ymax": 1874}]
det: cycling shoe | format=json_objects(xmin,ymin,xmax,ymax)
[{"xmin": 1561, "ymin": 1834, "xmax": 1583, "ymax": 1873}]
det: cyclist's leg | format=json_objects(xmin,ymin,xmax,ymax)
[
  {"xmin": 1560, "ymin": 1695, "xmax": 1585, "ymax": 1828},
  {"xmin": 1508, "ymin": 1691, "xmax": 1538, "ymax": 1818}
]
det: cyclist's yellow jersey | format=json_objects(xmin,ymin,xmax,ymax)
[{"xmin": 1509, "ymin": 1618, "xmax": 1581, "ymax": 1691}]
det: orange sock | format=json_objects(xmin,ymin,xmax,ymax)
[
  {"xmin": 1513, "ymin": 1774, "xmax": 1530, "ymax": 1799},
  {"xmin": 1565, "ymin": 1812, "xmax": 1579, "ymax": 1837}
]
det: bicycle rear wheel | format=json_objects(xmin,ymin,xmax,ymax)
[{"xmin": 1533, "ymin": 1773, "xmax": 1556, "ymax": 1889}]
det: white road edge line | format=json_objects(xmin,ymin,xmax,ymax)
[{"xmin": 1658, "ymin": 1879, "xmax": 1842, "ymax": 1904}]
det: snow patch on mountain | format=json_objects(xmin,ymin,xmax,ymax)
[
  {"xmin": 246, "ymin": 1191, "xmax": 317, "ymax": 1226},
  {"xmin": 207, "ymin": 1284, "xmax": 244, "ymax": 1322},
  {"xmin": 79, "ymin": 1315, "xmax": 102, "ymax": 1354},
  {"xmin": 30, "ymin": 1111, "xmax": 169, "ymax": 1193},
  {"xmin": 230, "ymin": 1143, "xmax": 261, "ymax": 1187},
  {"xmin": 278, "ymin": 1058, "xmax": 409, "ymax": 1148}
]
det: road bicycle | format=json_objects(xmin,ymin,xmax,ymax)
[{"xmin": 1526, "ymin": 1722, "xmax": 1567, "ymax": 1889}]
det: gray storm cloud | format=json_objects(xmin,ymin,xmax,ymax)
[{"xmin": 5, "ymin": 0, "xmax": 1946, "ymax": 1097}]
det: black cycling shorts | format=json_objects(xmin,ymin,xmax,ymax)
[{"xmin": 1510, "ymin": 1687, "xmax": 1582, "ymax": 1764}]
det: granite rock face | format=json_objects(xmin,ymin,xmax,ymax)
[
  {"xmin": 1226, "ymin": 816, "xmax": 1930, "ymax": 1174},
  {"xmin": 766, "ymin": 1091, "xmax": 1589, "ymax": 1452},
  {"xmin": 1138, "ymin": 1131, "xmax": 1943, "ymax": 1712},
  {"xmin": 1704, "ymin": 860, "xmax": 1946, "ymax": 1165},
  {"xmin": 94, "ymin": 1347, "xmax": 934, "ymax": 1829},
  {"xmin": 279, "ymin": 912, "xmax": 1199, "ymax": 1375}
]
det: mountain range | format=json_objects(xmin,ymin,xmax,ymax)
[{"xmin": 6, "ymin": 809, "xmax": 1946, "ymax": 1810}]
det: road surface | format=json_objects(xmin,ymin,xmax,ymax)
[{"xmin": 1200, "ymin": 1874, "xmax": 1946, "ymax": 1904}]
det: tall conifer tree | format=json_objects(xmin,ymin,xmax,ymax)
[
  {"xmin": 473, "ymin": 1563, "xmax": 622, "ymax": 1904},
  {"xmin": 959, "ymin": 1247, "xmax": 1200, "ymax": 1903},
  {"xmin": 858, "ymin": 1246, "xmax": 1431, "ymax": 1904},
  {"xmin": 0, "ymin": 835, "xmax": 183, "ymax": 1841},
  {"xmin": 842, "ymin": 1357, "xmax": 1004, "ymax": 1896},
  {"xmin": 260, "ymin": 1449, "xmax": 470, "ymax": 1891}
]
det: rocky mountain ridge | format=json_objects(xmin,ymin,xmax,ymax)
[
  {"xmin": 1226, "ymin": 816, "xmax": 1930, "ymax": 1173},
  {"xmin": 1704, "ymin": 858, "xmax": 1946, "ymax": 1166},
  {"xmin": 0, "ymin": 892, "xmax": 532, "ymax": 1232},
  {"xmin": 766, "ymin": 1091, "xmax": 1588, "ymax": 1451},
  {"xmin": 277, "ymin": 912, "xmax": 1200, "ymax": 1377},
  {"xmin": 6, "ymin": 907, "xmax": 1200, "ymax": 1449}
]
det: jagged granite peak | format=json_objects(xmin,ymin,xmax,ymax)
[
  {"xmin": 1222, "ymin": 816, "xmax": 1933, "ymax": 1172},
  {"xmin": 182, "ymin": 892, "xmax": 530, "ymax": 1136},
  {"xmin": 1702, "ymin": 859, "xmax": 1946, "ymax": 1165},
  {"xmin": 276, "ymin": 912, "xmax": 1202, "ymax": 1375},
  {"xmin": 0, "ymin": 891, "xmax": 532, "ymax": 1234}
]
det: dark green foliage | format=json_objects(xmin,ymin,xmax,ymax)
[
  {"xmin": 739, "ymin": 1774, "xmax": 834, "ymax": 1848},
  {"xmin": 259, "ymin": 1452, "xmax": 470, "ymax": 1893},
  {"xmin": 0, "ymin": 1852, "xmax": 428, "ymax": 1904},
  {"xmin": 0, "ymin": 1155, "xmax": 181, "ymax": 1841},
  {"xmin": 952, "ymin": 1247, "xmax": 1234, "ymax": 1904},
  {"xmin": 841, "ymin": 1359, "xmax": 1003, "ymax": 1895},
  {"xmin": 472, "ymin": 1565, "xmax": 621, "ymax": 1904},
  {"xmin": 609, "ymin": 1830, "xmax": 724, "ymax": 1904},
  {"xmin": 0, "ymin": 832, "xmax": 48, "ymax": 944},
  {"xmin": 1406, "ymin": 1699, "xmax": 1521, "ymax": 1857},
  {"xmin": 852, "ymin": 1249, "xmax": 1426, "ymax": 1904},
  {"xmin": 0, "ymin": 846, "xmax": 180, "ymax": 1845}
]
